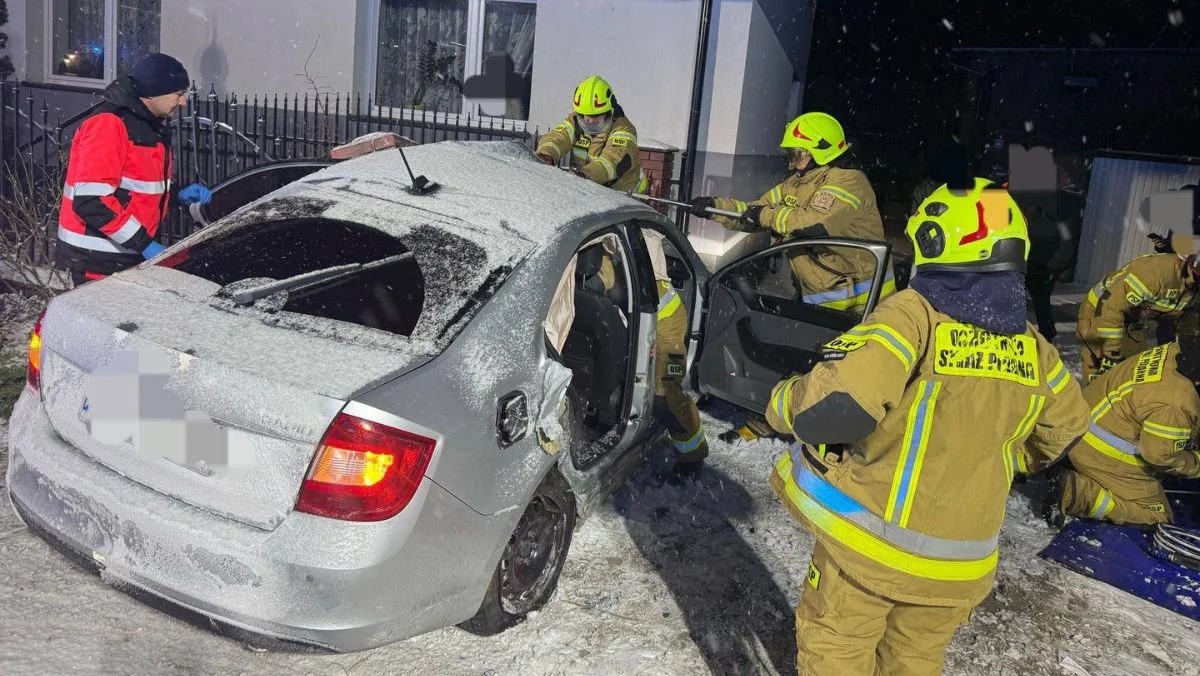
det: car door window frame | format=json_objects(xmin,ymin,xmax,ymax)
[
  {"xmin": 190, "ymin": 159, "xmax": 338, "ymax": 227},
  {"xmin": 694, "ymin": 237, "xmax": 891, "ymax": 413},
  {"xmin": 709, "ymin": 237, "xmax": 893, "ymax": 323}
]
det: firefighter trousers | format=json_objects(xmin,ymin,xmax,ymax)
[
  {"xmin": 1061, "ymin": 449, "xmax": 1173, "ymax": 526},
  {"xmin": 654, "ymin": 299, "xmax": 707, "ymax": 463},
  {"xmin": 796, "ymin": 544, "xmax": 973, "ymax": 676}
]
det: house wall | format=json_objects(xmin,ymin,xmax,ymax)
[
  {"xmin": 526, "ymin": 0, "xmax": 701, "ymax": 149},
  {"xmin": 526, "ymin": 0, "xmax": 811, "ymax": 265},
  {"xmin": 14, "ymin": 0, "xmax": 812, "ymax": 266},
  {"xmin": 7, "ymin": 0, "xmax": 27, "ymax": 80},
  {"xmin": 159, "ymin": 0, "xmax": 359, "ymax": 96},
  {"xmin": 16, "ymin": 0, "xmax": 358, "ymax": 94},
  {"xmin": 688, "ymin": 0, "xmax": 813, "ymax": 263},
  {"xmin": 22, "ymin": 0, "xmax": 45, "ymax": 82}
]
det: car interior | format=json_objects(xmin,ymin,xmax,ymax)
[{"xmin": 558, "ymin": 233, "xmax": 635, "ymax": 468}]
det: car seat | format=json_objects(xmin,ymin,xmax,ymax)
[{"xmin": 562, "ymin": 244, "xmax": 629, "ymax": 430}]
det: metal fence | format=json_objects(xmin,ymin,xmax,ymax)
[
  {"xmin": 1, "ymin": 80, "xmax": 686, "ymax": 276},
  {"xmin": 1, "ymin": 81, "xmax": 542, "ymax": 253}
]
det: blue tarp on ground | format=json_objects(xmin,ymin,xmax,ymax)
[{"xmin": 1039, "ymin": 487, "xmax": 1200, "ymax": 622}]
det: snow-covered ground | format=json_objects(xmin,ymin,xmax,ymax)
[{"xmin": 2, "ymin": 295, "xmax": 1199, "ymax": 675}]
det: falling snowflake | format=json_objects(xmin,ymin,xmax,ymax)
[
  {"xmin": 842, "ymin": 24, "xmax": 848, "ymax": 34},
  {"xmin": 1089, "ymin": 32, "xmax": 1106, "ymax": 47},
  {"xmin": 1024, "ymin": 121, "xmax": 1034, "ymax": 132},
  {"xmin": 1082, "ymin": 135, "xmax": 1088, "ymax": 144},
  {"xmin": 942, "ymin": 18, "xmax": 955, "ymax": 31},
  {"xmin": 1169, "ymin": 10, "xmax": 1185, "ymax": 26},
  {"xmin": 870, "ymin": 42, "xmax": 880, "ymax": 52}
]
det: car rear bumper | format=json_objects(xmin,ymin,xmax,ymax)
[{"xmin": 5, "ymin": 392, "xmax": 509, "ymax": 652}]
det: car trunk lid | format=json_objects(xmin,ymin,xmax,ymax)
[{"xmin": 37, "ymin": 268, "xmax": 434, "ymax": 531}]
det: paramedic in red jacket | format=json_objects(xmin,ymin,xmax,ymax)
[{"xmin": 56, "ymin": 53, "xmax": 211, "ymax": 286}]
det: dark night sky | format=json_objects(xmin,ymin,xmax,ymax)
[
  {"xmin": 811, "ymin": 0, "xmax": 1199, "ymax": 68},
  {"xmin": 803, "ymin": 1, "xmax": 1200, "ymax": 217}
]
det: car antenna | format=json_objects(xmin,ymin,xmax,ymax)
[{"xmin": 397, "ymin": 144, "xmax": 441, "ymax": 196}]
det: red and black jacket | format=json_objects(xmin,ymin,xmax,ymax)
[{"xmin": 56, "ymin": 77, "xmax": 174, "ymax": 275}]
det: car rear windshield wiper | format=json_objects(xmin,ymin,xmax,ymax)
[{"xmin": 227, "ymin": 252, "xmax": 415, "ymax": 306}]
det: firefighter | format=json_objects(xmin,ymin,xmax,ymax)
[
  {"xmin": 56, "ymin": 53, "xmax": 212, "ymax": 286},
  {"xmin": 688, "ymin": 112, "xmax": 894, "ymax": 313},
  {"xmin": 1077, "ymin": 252, "xmax": 1198, "ymax": 382},
  {"xmin": 1046, "ymin": 336, "xmax": 1200, "ymax": 527},
  {"xmin": 535, "ymin": 75, "xmax": 648, "ymax": 194},
  {"xmin": 537, "ymin": 77, "xmax": 704, "ymax": 467},
  {"xmin": 763, "ymin": 179, "xmax": 1089, "ymax": 674}
]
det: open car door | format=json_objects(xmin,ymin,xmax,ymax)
[
  {"xmin": 188, "ymin": 160, "xmax": 337, "ymax": 226},
  {"xmin": 695, "ymin": 238, "xmax": 891, "ymax": 413}
]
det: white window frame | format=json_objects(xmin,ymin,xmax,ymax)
[
  {"xmin": 365, "ymin": 0, "xmax": 535, "ymax": 130},
  {"xmin": 43, "ymin": 0, "xmax": 155, "ymax": 88}
]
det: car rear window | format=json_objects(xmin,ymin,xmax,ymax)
[{"xmin": 156, "ymin": 218, "xmax": 424, "ymax": 337}]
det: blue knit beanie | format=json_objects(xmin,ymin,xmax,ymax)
[{"xmin": 130, "ymin": 54, "xmax": 190, "ymax": 97}]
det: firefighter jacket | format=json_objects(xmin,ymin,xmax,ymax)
[
  {"xmin": 1068, "ymin": 343, "xmax": 1200, "ymax": 482},
  {"xmin": 764, "ymin": 289, "xmax": 1089, "ymax": 606},
  {"xmin": 56, "ymin": 77, "xmax": 174, "ymax": 275},
  {"xmin": 710, "ymin": 165, "xmax": 893, "ymax": 310},
  {"xmin": 536, "ymin": 108, "xmax": 647, "ymax": 193},
  {"xmin": 1082, "ymin": 254, "xmax": 1196, "ymax": 356}
]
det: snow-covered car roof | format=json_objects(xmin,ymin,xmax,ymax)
[
  {"xmin": 147, "ymin": 140, "xmax": 655, "ymax": 362},
  {"xmin": 193, "ymin": 139, "xmax": 647, "ymax": 260}
]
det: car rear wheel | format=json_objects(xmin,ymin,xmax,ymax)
[{"xmin": 459, "ymin": 468, "xmax": 577, "ymax": 635}]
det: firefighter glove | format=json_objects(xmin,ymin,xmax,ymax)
[
  {"xmin": 1148, "ymin": 231, "xmax": 1175, "ymax": 254},
  {"xmin": 178, "ymin": 183, "xmax": 212, "ymax": 205},
  {"xmin": 141, "ymin": 241, "xmax": 166, "ymax": 260},
  {"xmin": 739, "ymin": 204, "xmax": 765, "ymax": 228},
  {"xmin": 689, "ymin": 196, "xmax": 716, "ymax": 217}
]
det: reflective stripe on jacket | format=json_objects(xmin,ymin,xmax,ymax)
[{"xmin": 765, "ymin": 289, "xmax": 1089, "ymax": 606}]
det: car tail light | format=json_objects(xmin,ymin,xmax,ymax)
[
  {"xmin": 296, "ymin": 412, "xmax": 436, "ymax": 522},
  {"xmin": 26, "ymin": 311, "xmax": 46, "ymax": 395}
]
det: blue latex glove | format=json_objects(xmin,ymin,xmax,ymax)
[
  {"xmin": 141, "ymin": 241, "xmax": 166, "ymax": 260},
  {"xmin": 178, "ymin": 183, "xmax": 212, "ymax": 205}
]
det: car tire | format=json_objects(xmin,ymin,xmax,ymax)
[{"xmin": 459, "ymin": 468, "xmax": 577, "ymax": 636}]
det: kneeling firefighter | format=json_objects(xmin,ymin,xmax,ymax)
[
  {"xmin": 1077, "ymin": 251, "xmax": 1198, "ymax": 383},
  {"xmin": 1047, "ymin": 334, "xmax": 1200, "ymax": 526}
]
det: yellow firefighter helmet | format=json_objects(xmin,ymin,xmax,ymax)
[
  {"xmin": 906, "ymin": 178, "xmax": 1030, "ymax": 273},
  {"xmin": 780, "ymin": 112, "xmax": 848, "ymax": 165},
  {"xmin": 573, "ymin": 75, "xmax": 615, "ymax": 116}
]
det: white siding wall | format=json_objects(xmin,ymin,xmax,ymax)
[
  {"xmin": 527, "ymin": 0, "xmax": 702, "ymax": 149},
  {"xmin": 1076, "ymin": 156, "xmax": 1200, "ymax": 285},
  {"xmin": 159, "ymin": 0, "xmax": 359, "ymax": 96},
  {"xmin": 7, "ymin": 0, "xmax": 28, "ymax": 80}
]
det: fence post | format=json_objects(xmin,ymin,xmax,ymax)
[
  {"xmin": 1, "ymin": 83, "xmax": 8, "ymax": 202},
  {"xmin": 301, "ymin": 92, "xmax": 309, "ymax": 157},
  {"xmin": 252, "ymin": 94, "xmax": 262, "ymax": 167}
]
